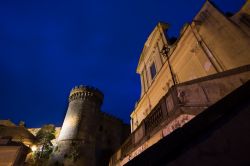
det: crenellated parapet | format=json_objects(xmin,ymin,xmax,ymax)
[{"xmin": 68, "ymin": 85, "xmax": 104, "ymax": 105}]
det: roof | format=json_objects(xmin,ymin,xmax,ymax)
[
  {"xmin": 0, "ymin": 120, "xmax": 16, "ymax": 127},
  {"xmin": 0, "ymin": 126, "xmax": 36, "ymax": 145}
]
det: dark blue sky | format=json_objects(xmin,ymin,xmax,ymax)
[{"xmin": 0, "ymin": 0, "xmax": 245, "ymax": 127}]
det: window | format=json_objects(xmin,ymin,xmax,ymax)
[
  {"xmin": 141, "ymin": 71, "xmax": 144, "ymax": 93},
  {"xmin": 141, "ymin": 70, "xmax": 147, "ymax": 92},
  {"xmin": 150, "ymin": 63, "xmax": 157, "ymax": 80}
]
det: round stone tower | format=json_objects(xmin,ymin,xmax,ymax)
[{"xmin": 54, "ymin": 85, "xmax": 104, "ymax": 166}]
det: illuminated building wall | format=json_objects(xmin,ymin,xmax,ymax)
[
  {"xmin": 110, "ymin": 1, "xmax": 250, "ymax": 165},
  {"xmin": 131, "ymin": 1, "xmax": 250, "ymax": 132}
]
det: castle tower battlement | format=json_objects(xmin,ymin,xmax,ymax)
[
  {"xmin": 69, "ymin": 85, "xmax": 103, "ymax": 105},
  {"xmin": 58, "ymin": 85, "xmax": 103, "ymax": 142}
]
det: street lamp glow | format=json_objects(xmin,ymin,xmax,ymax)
[{"xmin": 31, "ymin": 145, "xmax": 37, "ymax": 152}]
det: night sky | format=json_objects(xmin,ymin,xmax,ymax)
[{"xmin": 0, "ymin": 0, "xmax": 245, "ymax": 127}]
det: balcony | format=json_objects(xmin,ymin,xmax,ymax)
[{"xmin": 109, "ymin": 65, "xmax": 250, "ymax": 166}]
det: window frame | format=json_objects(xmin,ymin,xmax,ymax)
[{"xmin": 149, "ymin": 62, "xmax": 157, "ymax": 80}]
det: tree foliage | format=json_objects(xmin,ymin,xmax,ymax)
[{"xmin": 34, "ymin": 124, "xmax": 56, "ymax": 164}]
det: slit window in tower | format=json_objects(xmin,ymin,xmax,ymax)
[{"xmin": 150, "ymin": 62, "xmax": 157, "ymax": 80}]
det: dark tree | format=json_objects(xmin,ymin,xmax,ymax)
[{"xmin": 35, "ymin": 124, "xmax": 55, "ymax": 161}]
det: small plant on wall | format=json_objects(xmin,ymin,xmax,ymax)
[{"xmin": 63, "ymin": 141, "xmax": 80, "ymax": 163}]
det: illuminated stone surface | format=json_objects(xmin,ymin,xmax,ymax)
[
  {"xmin": 110, "ymin": 1, "xmax": 250, "ymax": 165},
  {"xmin": 51, "ymin": 86, "xmax": 129, "ymax": 166}
]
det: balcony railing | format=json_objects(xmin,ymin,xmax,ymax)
[
  {"xmin": 109, "ymin": 65, "xmax": 250, "ymax": 166},
  {"xmin": 114, "ymin": 86, "xmax": 179, "ymax": 161},
  {"xmin": 144, "ymin": 106, "xmax": 163, "ymax": 134}
]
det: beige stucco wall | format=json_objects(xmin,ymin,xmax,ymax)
[
  {"xmin": 231, "ymin": 0, "xmax": 250, "ymax": 36},
  {"xmin": 0, "ymin": 146, "xmax": 19, "ymax": 166},
  {"xmin": 194, "ymin": 1, "xmax": 250, "ymax": 71},
  {"xmin": 0, "ymin": 145, "xmax": 29, "ymax": 166},
  {"xmin": 131, "ymin": 1, "xmax": 250, "ymax": 132},
  {"xmin": 132, "ymin": 24, "xmax": 217, "ymax": 132},
  {"xmin": 171, "ymin": 25, "xmax": 217, "ymax": 82}
]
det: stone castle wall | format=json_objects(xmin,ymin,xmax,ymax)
[{"xmin": 50, "ymin": 86, "xmax": 129, "ymax": 166}]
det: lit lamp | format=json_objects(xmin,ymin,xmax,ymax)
[
  {"xmin": 31, "ymin": 145, "xmax": 37, "ymax": 152},
  {"xmin": 160, "ymin": 45, "xmax": 170, "ymax": 58}
]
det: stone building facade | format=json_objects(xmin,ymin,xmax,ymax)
[
  {"xmin": 0, "ymin": 120, "xmax": 36, "ymax": 147},
  {"xmin": 0, "ymin": 120, "xmax": 35, "ymax": 165},
  {"xmin": 132, "ymin": 0, "xmax": 250, "ymax": 132},
  {"xmin": 51, "ymin": 86, "xmax": 129, "ymax": 166},
  {"xmin": 0, "ymin": 139, "xmax": 30, "ymax": 166},
  {"xmin": 110, "ymin": 1, "xmax": 250, "ymax": 165}
]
